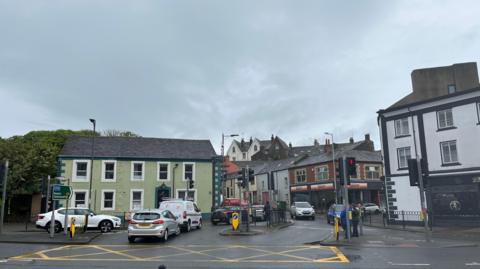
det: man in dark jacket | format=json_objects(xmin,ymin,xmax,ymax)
[
  {"xmin": 351, "ymin": 204, "xmax": 360, "ymax": 237},
  {"xmin": 264, "ymin": 201, "xmax": 271, "ymax": 226}
]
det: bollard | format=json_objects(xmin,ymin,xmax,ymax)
[
  {"xmin": 334, "ymin": 218, "xmax": 339, "ymax": 241},
  {"xmin": 70, "ymin": 217, "xmax": 76, "ymax": 239}
]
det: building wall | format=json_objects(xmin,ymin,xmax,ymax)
[
  {"xmin": 61, "ymin": 159, "xmax": 213, "ymax": 214},
  {"xmin": 226, "ymin": 142, "xmax": 245, "ymax": 161}
]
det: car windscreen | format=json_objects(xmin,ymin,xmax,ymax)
[
  {"xmin": 133, "ymin": 212, "xmax": 161, "ymax": 221},
  {"xmin": 159, "ymin": 202, "xmax": 183, "ymax": 212},
  {"xmin": 295, "ymin": 202, "xmax": 311, "ymax": 208}
]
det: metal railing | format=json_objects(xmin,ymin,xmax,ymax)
[{"xmin": 362, "ymin": 210, "xmax": 424, "ymax": 230}]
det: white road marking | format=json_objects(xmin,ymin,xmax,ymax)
[
  {"xmin": 466, "ymin": 262, "xmax": 480, "ymax": 266},
  {"xmin": 0, "ymin": 259, "xmax": 7, "ymax": 263},
  {"xmin": 388, "ymin": 262, "xmax": 430, "ymax": 266}
]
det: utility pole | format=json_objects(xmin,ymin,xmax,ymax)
[
  {"xmin": 325, "ymin": 132, "xmax": 337, "ymax": 204},
  {"xmin": 88, "ymin": 118, "xmax": 96, "ymax": 211},
  {"xmin": 49, "ymin": 175, "xmax": 56, "ymax": 238},
  {"xmin": 0, "ymin": 160, "xmax": 9, "ymax": 235}
]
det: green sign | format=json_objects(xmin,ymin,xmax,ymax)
[{"xmin": 52, "ymin": 184, "xmax": 72, "ymax": 200}]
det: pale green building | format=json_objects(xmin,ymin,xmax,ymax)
[{"xmin": 58, "ymin": 136, "xmax": 217, "ymax": 218}]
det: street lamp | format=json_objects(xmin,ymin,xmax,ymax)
[
  {"xmin": 325, "ymin": 132, "xmax": 338, "ymax": 204},
  {"xmin": 88, "ymin": 118, "xmax": 96, "ymax": 211}
]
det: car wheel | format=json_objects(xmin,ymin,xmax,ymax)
[
  {"xmin": 128, "ymin": 236, "xmax": 135, "ymax": 243},
  {"xmin": 375, "ymin": 209, "xmax": 380, "ymax": 214},
  {"xmin": 311, "ymin": 216, "xmax": 315, "ymax": 220},
  {"xmin": 46, "ymin": 221, "xmax": 62, "ymax": 234},
  {"xmin": 163, "ymin": 230, "xmax": 168, "ymax": 242},
  {"xmin": 99, "ymin": 220, "xmax": 113, "ymax": 233},
  {"xmin": 197, "ymin": 219, "xmax": 202, "ymax": 229},
  {"xmin": 187, "ymin": 221, "xmax": 191, "ymax": 232},
  {"xmin": 175, "ymin": 226, "xmax": 181, "ymax": 236}
]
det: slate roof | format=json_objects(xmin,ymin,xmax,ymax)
[
  {"xmin": 59, "ymin": 136, "xmax": 217, "ymax": 160},
  {"xmin": 291, "ymin": 150, "xmax": 382, "ymax": 168},
  {"xmin": 232, "ymin": 140, "xmax": 252, "ymax": 152}
]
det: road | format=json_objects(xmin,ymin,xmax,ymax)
[{"xmin": 1, "ymin": 217, "xmax": 479, "ymax": 268}]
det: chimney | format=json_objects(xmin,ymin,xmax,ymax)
[
  {"xmin": 314, "ymin": 139, "xmax": 319, "ymax": 146},
  {"xmin": 349, "ymin": 137, "xmax": 354, "ymax": 144},
  {"xmin": 249, "ymin": 136, "xmax": 253, "ymax": 144},
  {"xmin": 241, "ymin": 138, "xmax": 245, "ymax": 148},
  {"xmin": 365, "ymin": 134, "xmax": 370, "ymax": 141},
  {"xmin": 289, "ymin": 142, "xmax": 292, "ymax": 149},
  {"xmin": 271, "ymin": 134, "xmax": 274, "ymax": 142},
  {"xmin": 324, "ymin": 142, "xmax": 331, "ymax": 153}
]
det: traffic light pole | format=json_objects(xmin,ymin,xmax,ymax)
[
  {"xmin": 417, "ymin": 158, "xmax": 431, "ymax": 242},
  {"xmin": 342, "ymin": 157, "xmax": 351, "ymax": 242},
  {"xmin": 245, "ymin": 165, "xmax": 250, "ymax": 232},
  {"xmin": 0, "ymin": 160, "xmax": 9, "ymax": 235}
]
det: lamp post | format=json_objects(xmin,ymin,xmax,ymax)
[
  {"xmin": 325, "ymin": 132, "xmax": 338, "ymax": 204},
  {"xmin": 88, "ymin": 119, "xmax": 96, "ymax": 211},
  {"xmin": 221, "ymin": 133, "xmax": 239, "ymax": 202}
]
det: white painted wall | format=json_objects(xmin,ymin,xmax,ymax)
[{"xmin": 392, "ymin": 176, "xmax": 422, "ymax": 212}]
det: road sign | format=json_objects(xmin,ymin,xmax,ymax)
[
  {"xmin": 231, "ymin": 212, "xmax": 239, "ymax": 231},
  {"xmin": 52, "ymin": 184, "xmax": 72, "ymax": 200}
]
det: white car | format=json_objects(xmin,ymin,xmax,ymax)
[
  {"xmin": 363, "ymin": 203, "xmax": 382, "ymax": 214},
  {"xmin": 290, "ymin": 202, "xmax": 315, "ymax": 220},
  {"xmin": 36, "ymin": 208, "xmax": 122, "ymax": 233},
  {"xmin": 159, "ymin": 200, "xmax": 202, "ymax": 232}
]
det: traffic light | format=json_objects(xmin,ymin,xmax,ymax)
[
  {"xmin": 248, "ymin": 168, "xmax": 254, "ymax": 183},
  {"xmin": 337, "ymin": 158, "xmax": 345, "ymax": 185},
  {"xmin": 237, "ymin": 168, "xmax": 247, "ymax": 188},
  {"xmin": 346, "ymin": 157, "xmax": 356, "ymax": 177},
  {"xmin": 188, "ymin": 178, "xmax": 194, "ymax": 189},
  {"xmin": 408, "ymin": 158, "xmax": 419, "ymax": 186}
]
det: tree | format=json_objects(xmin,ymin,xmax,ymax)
[{"xmin": 102, "ymin": 129, "xmax": 141, "ymax": 137}]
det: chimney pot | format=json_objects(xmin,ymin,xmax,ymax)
[
  {"xmin": 365, "ymin": 134, "xmax": 370, "ymax": 141},
  {"xmin": 349, "ymin": 137, "xmax": 354, "ymax": 144}
]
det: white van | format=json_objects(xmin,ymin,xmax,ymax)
[{"xmin": 159, "ymin": 200, "xmax": 202, "ymax": 232}]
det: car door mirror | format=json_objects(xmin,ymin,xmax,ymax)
[{"xmin": 89, "ymin": 213, "xmax": 95, "ymax": 217}]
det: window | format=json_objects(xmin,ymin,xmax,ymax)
[
  {"xmin": 73, "ymin": 160, "xmax": 89, "ymax": 181},
  {"xmin": 397, "ymin": 147, "xmax": 411, "ymax": 169},
  {"xmin": 275, "ymin": 144, "xmax": 280, "ymax": 150},
  {"xmin": 295, "ymin": 169, "xmax": 306, "ymax": 183},
  {"xmin": 437, "ymin": 109, "xmax": 454, "ymax": 129},
  {"xmin": 232, "ymin": 157, "xmax": 236, "ymax": 161},
  {"xmin": 158, "ymin": 162, "xmax": 170, "ymax": 181},
  {"xmin": 242, "ymin": 153, "xmax": 246, "ymax": 159},
  {"xmin": 102, "ymin": 161, "xmax": 116, "ymax": 181},
  {"xmin": 448, "ymin": 84, "xmax": 456, "ymax": 94},
  {"xmin": 232, "ymin": 146, "xmax": 236, "ymax": 153},
  {"xmin": 183, "ymin": 163, "xmax": 195, "ymax": 181},
  {"xmin": 101, "ymin": 190, "xmax": 115, "ymax": 210},
  {"xmin": 440, "ymin": 141, "xmax": 459, "ymax": 164},
  {"xmin": 130, "ymin": 190, "xmax": 144, "ymax": 211},
  {"xmin": 365, "ymin": 165, "xmax": 380, "ymax": 179},
  {"xmin": 177, "ymin": 189, "xmax": 196, "ymax": 202},
  {"xmin": 284, "ymin": 177, "xmax": 288, "ymax": 189},
  {"xmin": 131, "ymin": 162, "xmax": 144, "ymax": 180},
  {"xmin": 254, "ymin": 145, "xmax": 258, "ymax": 151},
  {"xmin": 72, "ymin": 190, "xmax": 88, "ymax": 207},
  {"xmin": 315, "ymin": 166, "xmax": 329, "ymax": 181},
  {"xmin": 226, "ymin": 187, "xmax": 230, "ymax": 198},
  {"xmin": 394, "ymin": 118, "xmax": 409, "ymax": 136}
]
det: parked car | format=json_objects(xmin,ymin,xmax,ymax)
[
  {"xmin": 211, "ymin": 206, "xmax": 239, "ymax": 225},
  {"xmin": 251, "ymin": 205, "xmax": 265, "ymax": 221},
  {"xmin": 128, "ymin": 209, "xmax": 180, "ymax": 243},
  {"xmin": 36, "ymin": 208, "xmax": 122, "ymax": 233},
  {"xmin": 362, "ymin": 203, "xmax": 381, "ymax": 214},
  {"xmin": 290, "ymin": 202, "xmax": 315, "ymax": 220},
  {"xmin": 327, "ymin": 204, "xmax": 345, "ymax": 224},
  {"xmin": 159, "ymin": 200, "xmax": 202, "ymax": 232}
]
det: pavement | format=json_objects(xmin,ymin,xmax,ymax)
[{"xmin": 0, "ymin": 217, "xmax": 479, "ymax": 268}]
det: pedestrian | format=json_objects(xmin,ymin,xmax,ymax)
[
  {"xmin": 264, "ymin": 201, "xmax": 271, "ymax": 227},
  {"xmin": 352, "ymin": 204, "xmax": 360, "ymax": 237},
  {"xmin": 340, "ymin": 209, "xmax": 348, "ymax": 239}
]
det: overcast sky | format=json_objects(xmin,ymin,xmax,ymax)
[{"xmin": 1, "ymin": 1, "xmax": 479, "ymax": 152}]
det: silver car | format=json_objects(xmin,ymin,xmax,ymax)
[{"xmin": 128, "ymin": 210, "xmax": 180, "ymax": 243}]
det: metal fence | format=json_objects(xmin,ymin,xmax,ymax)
[{"xmin": 362, "ymin": 210, "xmax": 424, "ymax": 230}]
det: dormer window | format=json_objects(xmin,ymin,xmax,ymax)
[
  {"xmin": 232, "ymin": 146, "xmax": 236, "ymax": 153},
  {"xmin": 254, "ymin": 145, "xmax": 258, "ymax": 151}
]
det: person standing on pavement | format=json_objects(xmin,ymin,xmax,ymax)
[
  {"xmin": 340, "ymin": 208, "xmax": 348, "ymax": 239},
  {"xmin": 351, "ymin": 204, "xmax": 360, "ymax": 237},
  {"xmin": 264, "ymin": 201, "xmax": 271, "ymax": 227}
]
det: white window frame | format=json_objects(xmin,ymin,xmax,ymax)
[
  {"xmin": 157, "ymin": 162, "xmax": 171, "ymax": 181},
  {"xmin": 101, "ymin": 160, "xmax": 117, "ymax": 182},
  {"xmin": 101, "ymin": 189, "xmax": 116, "ymax": 211},
  {"xmin": 397, "ymin": 147, "xmax": 411, "ymax": 169},
  {"xmin": 394, "ymin": 117, "xmax": 410, "ymax": 136},
  {"xmin": 71, "ymin": 189, "xmax": 89, "ymax": 208},
  {"xmin": 176, "ymin": 189, "xmax": 197, "ymax": 203},
  {"xmin": 295, "ymin": 169, "xmax": 306, "ymax": 183},
  {"xmin": 183, "ymin": 162, "xmax": 195, "ymax": 181},
  {"xmin": 365, "ymin": 165, "xmax": 381, "ymax": 179},
  {"xmin": 130, "ymin": 189, "xmax": 144, "ymax": 211},
  {"xmin": 72, "ymin": 160, "xmax": 90, "ymax": 182},
  {"xmin": 131, "ymin": 161, "xmax": 145, "ymax": 181},
  {"xmin": 437, "ymin": 109, "xmax": 454, "ymax": 129},
  {"xmin": 440, "ymin": 140, "xmax": 459, "ymax": 164},
  {"xmin": 242, "ymin": 152, "xmax": 247, "ymax": 159},
  {"xmin": 315, "ymin": 166, "xmax": 329, "ymax": 181}
]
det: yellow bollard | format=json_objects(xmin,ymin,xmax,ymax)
[
  {"xmin": 70, "ymin": 217, "xmax": 76, "ymax": 239},
  {"xmin": 334, "ymin": 218, "xmax": 339, "ymax": 241},
  {"xmin": 420, "ymin": 211, "xmax": 424, "ymax": 221}
]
